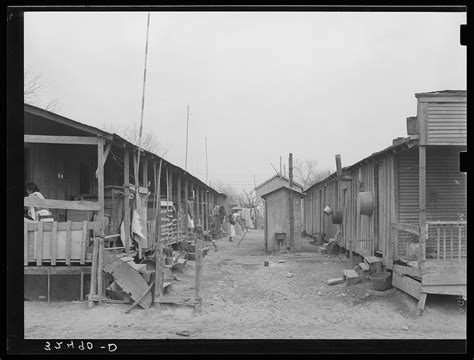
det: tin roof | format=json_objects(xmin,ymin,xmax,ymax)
[
  {"xmin": 24, "ymin": 103, "xmax": 221, "ymax": 196},
  {"xmin": 261, "ymin": 185, "xmax": 306, "ymax": 199},
  {"xmin": 415, "ymin": 90, "xmax": 466, "ymax": 98},
  {"xmin": 255, "ymin": 174, "xmax": 304, "ymax": 191},
  {"xmin": 304, "ymin": 136, "xmax": 418, "ymax": 192}
]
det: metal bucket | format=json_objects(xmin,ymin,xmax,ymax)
[
  {"xmin": 358, "ymin": 192, "xmax": 374, "ymax": 216},
  {"xmin": 332, "ymin": 210, "xmax": 343, "ymax": 224},
  {"xmin": 370, "ymin": 271, "xmax": 392, "ymax": 291}
]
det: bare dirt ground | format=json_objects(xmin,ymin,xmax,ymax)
[{"xmin": 25, "ymin": 230, "xmax": 466, "ymax": 339}]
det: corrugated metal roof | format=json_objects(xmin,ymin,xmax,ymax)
[
  {"xmin": 24, "ymin": 103, "xmax": 221, "ymax": 195},
  {"xmin": 255, "ymin": 174, "xmax": 304, "ymax": 191},
  {"xmin": 415, "ymin": 90, "xmax": 466, "ymax": 98},
  {"xmin": 304, "ymin": 136, "xmax": 419, "ymax": 192},
  {"xmin": 261, "ymin": 185, "xmax": 306, "ymax": 199}
]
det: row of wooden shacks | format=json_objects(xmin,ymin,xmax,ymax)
[
  {"xmin": 260, "ymin": 90, "xmax": 466, "ymax": 312},
  {"xmin": 23, "ymin": 103, "xmax": 226, "ymax": 300}
]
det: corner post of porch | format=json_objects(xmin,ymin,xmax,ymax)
[{"xmin": 419, "ymin": 145, "xmax": 427, "ymax": 270}]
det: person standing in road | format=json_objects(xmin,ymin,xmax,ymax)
[{"xmin": 228, "ymin": 211, "xmax": 236, "ymax": 242}]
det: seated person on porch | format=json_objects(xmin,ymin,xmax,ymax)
[{"xmin": 24, "ymin": 182, "xmax": 53, "ymax": 222}]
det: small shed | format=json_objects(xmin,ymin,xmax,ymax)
[{"xmin": 262, "ymin": 186, "xmax": 305, "ymax": 252}]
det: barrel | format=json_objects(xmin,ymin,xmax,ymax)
[
  {"xmin": 370, "ymin": 271, "xmax": 392, "ymax": 291},
  {"xmin": 358, "ymin": 191, "xmax": 374, "ymax": 216},
  {"xmin": 332, "ymin": 210, "xmax": 343, "ymax": 224}
]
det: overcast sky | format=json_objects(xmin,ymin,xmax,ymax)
[{"xmin": 24, "ymin": 11, "xmax": 466, "ymax": 192}]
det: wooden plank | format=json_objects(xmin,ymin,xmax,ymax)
[
  {"xmin": 437, "ymin": 226, "xmax": 440, "ymax": 260},
  {"xmin": 393, "ymin": 264, "xmax": 421, "ymax": 279},
  {"xmin": 443, "ymin": 226, "xmax": 446, "ymax": 261},
  {"xmin": 97, "ymin": 136, "xmax": 105, "ymax": 237},
  {"xmin": 80, "ymin": 271, "xmax": 84, "ymax": 301},
  {"xmin": 88, "ymin": 238, "xmax": 99, "ymax": 308},
  {"xmin": 392, "ymin": 271, "xmax": 421, "ymax": 300},
  {"xmin": 24, "ymin": 198, "xmax": 101, "ymax": 211},
  {"xmin": 26, "ymin": 221, "xmax": 100, "ymax": 232},
  {"xmin": 103, "ymin": 251, "xmax": 153, "ymax": 309},
  {"xmin": 391, "ymin": 222, "xmax": 420, "ymax": 236},
  {"xmin": 422, "ymin": 266, "xmax": 466, "ymax": 286},
  {"xmin": 51, "ymin": 221, "xmax": 58, "ymax": 266},
  {"xmin": 195, "ymin": 234, "xmax": 203, "ymax": 310},
  {"xmin": 65, "ymin": 220, "xmax": 72, "ymax": 265},
  {"xmin": 421, "ymin": 285, "xmax": 466, "ymax": 297},
  {"xmin": 24, "ymin": 135, "xmax": 99, "ymax": 145},
  {"xmin": 123, "ymin": 148, "xmax": 131, "ymax": 253},
  {"xmin": 36, "ymin": 221, "xmax": 44, "ymax": 266},
  {"xmin": 80, "ymin": 221, "xmax": 88, "ymax": 265},
  {"xmin": 24, "ymin": 266, "xmax": 92, "ymax": 275},
  {"xmin": 24, "ymin": 223, "xmax": 28, "ymax": 266},
  {"xmin": 177, "ymin": 174, "xmax": 181, "ymax": 243},
  {"xmin": 458, "ymin": 226, "xmax": 462, "ymax": 260},
  {"xmin": 97, "ymin": 238, "xmax": 104, "ymax": 299},
  {"xmin": 47, "ymin": 268, "xmax": 51, "ymax": 303}
]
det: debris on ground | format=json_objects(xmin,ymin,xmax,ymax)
[
  {"xmin": 327, "ymin": 277, "xmax": 344, "ymax": 285},
  {"xmin": 176, "ymin": 331, "xmax": 191, "ymax": 337},
  {"xmin": 343, "ymin": 269, "xmax": 361, "ymax": 286},
  {"xmin": 286, "ymin": 273, "xmax": 294, "ymax": 278}
]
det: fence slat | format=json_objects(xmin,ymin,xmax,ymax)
[
  {"xmin": 458, "ymin": 225, "xmax": 462, "ymax": 260},
  {"xmin": 437, "ymin": 226, "xmax": 440, "ymax": 261},
  {"xmin": 450, "ymin": 225, "xmax": 453, "ymax": 260},
  {"xmin": 24, "ymin": 223, "xmax": 28, "ymax": 266},
  {"xmin": 443, "ymin": 226, "xmax": 446, "ymax": 261},
  {"xmin": 51, "ymin": 221, "xmax": 58, "ymax": 266},
  {"xmin": 36, "ymin": 221, "xmax": 44, "ymax": 266},
  {"xmin": 66, "ymin": 220, "xmax": 72, "ymax": 266}
]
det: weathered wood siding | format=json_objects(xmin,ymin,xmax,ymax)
[
  {"xmin": 425, "ymin": 146, "xmax": 467, "ymax": 258},
  {"xmin": 426, "ymin": 102, "xmax": 467, "ymax": 146},
  {"xmin": 264, "ymin": 188, "xmax": 303, "ymax": 251},
  {"xmin": 396, "ymin": 147, "xmax": 419, "ymax": 259}
]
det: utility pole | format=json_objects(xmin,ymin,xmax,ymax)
[
  {"xmin": 185, "ymin": 105, "xmax": 190, "ymax": 171},
  {"xmin": 253, "ymin": 174, "xmax": 258, "ymax": 229},
  {"xmin": 205, "ymin": 137, "xmax": 208, "ymax": 185},
  {"xmin": 289, "ymin": 153, "xmax": 294, "ymax": 250},
  {"xmin": 280, "ymin": 156, "xmax": 282, "ymax": 175}
]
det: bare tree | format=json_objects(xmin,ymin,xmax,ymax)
[
  {"xmin": 241, "ymin": 189, "xmax": 257, "ymax": 208},
  {"xmin": 212, "ymin": 181, "xmax": 240, "ymax": 211},
  {"xmin": 293, "ymin": 158, "xmax": 332, "ymax": 189},
  {"xmin": 24, "ymin": 67, "xmax": 61, "ymax": 111},
  {"xmin": 106, "ymin": 121, "xmax": 169, "ymax": 158}
]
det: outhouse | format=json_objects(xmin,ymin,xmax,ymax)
[{"xmin": 262, "ymin": 185, "xmax": 305, "ymax": 252}]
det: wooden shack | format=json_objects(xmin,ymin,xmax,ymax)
[
  {"xmin": 303, "ymin": 90, "xmax": 466, "ymax": 314},
  {"xmin": 23, "ymin": 104, "xmax": 223, "ymax": 301},
  {"xmin": 262, "ymin": 186, "xmax": 305, "ymax": 252}
]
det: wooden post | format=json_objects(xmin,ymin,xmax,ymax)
[
  {"xmin": 418, "ymin": 145, "xmax": 426, "ymax": 270},
  {"xmin": 97, "ymin": 136, "xmax": 105, "ymax": 236},
  {"xmin": 123, "ymin": 148, "xmax": 131, "ymax": 253},
  {"xmin": 195, "ymin": 232, "xmax": 202, "ymax": 312},
  {"xmin": 143, "ymin": 156, "xmax": 148, "ymax": 187},
  {"xmin": 154, "ymin": 159, "xmax": 163, "ymax": 301},
  {"xmin": 196, "ymin": 185, "xmax": 200, "ymax": 226},
  {"xmin": 47, "ymin": 267, "xmax": 51, "ymax": 304},
  {"xmin": 288, "ymin": 153, "xmax": 294, "ymax": 249},
  {"xmin": 97, "ymin": 238, "xmax": 104, "ymax": 300},
  {"xmin": 185, "ymin": 178, "xmax": 189, "ymax": 233},
  {"xmin": 201, "ymin": 189, "xmax": 205, "ymax": 230},
  {"xmin": 88, "ymin": 238, "xmax": 99, "ymax": 309},
  {"xmin": 177, "ymin": 174, "xmax": 181, "ymax": 242},
  {"xmin": 80, "ymin": 270, "xmax": 84, "ymax": 302}
]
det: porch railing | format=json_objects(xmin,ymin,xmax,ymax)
[{"xmin": 426, "ymin": 221, "xmax": 467, "ymax": 261}]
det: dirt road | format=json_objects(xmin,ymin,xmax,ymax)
[{"xmin": 24, "ymin": 230, "xmax": 466, "ymax": 339}]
